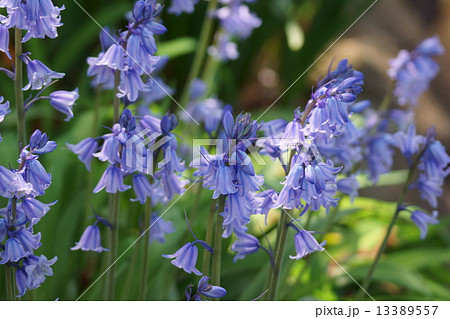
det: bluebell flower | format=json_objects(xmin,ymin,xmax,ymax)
[
  {"xmin": 148, "ymin": 212, "xmax": 175, "ymax": 243},
  {"xmin": 212, "ymin": 164, "xmax": 238, "ymax": 199},
  {"xmin": 0, "ymin": 228, "xmax": 41, "ymax": 264},
  {"xmin": 275, "ymin": 155, "xmax": 341, "ymax": 211},
  {"xmin": 0, "ymin": 96, "xmax": 11, "ymax": 142},
  {"xmin": 118, "ymin": 68, "xmax": 152, "ymax": 102},
  {"xmin": 394, "ymin": 125, "xmax": 425, "ymax": 165},
  {"xmin": 168, "ymin": 0, "xmax": 199, "ymax": 15},
  {"xmin": 420, "ymin": 139, "xmax": 450, "ymax": 179},
  {"xmin": 410, "ymin": 209, "xmax": 439, "ymax": 239},
  {"xmin": 257, "ymin": 119, "xmax": 287, "ymax": 161},
  {"xmin": 231, "ymin": 230, "xmax": 260, "ymax": 262},
  {"xmin": 280, "ymin": 117, "xmax": 305, "ymax": 150},
  {"xmin": 48, "ymin": 89, "xmax": 79, "ymax": 121},
  {"xmin": 93, "ymin": 165, "xmax": 131, "ymax": 194},
  {"xmin": 87, "ymin": 53, "xmax": 116, "ymax": 90},
  {"xmin": 0, "ymin": 237, "xmax": 31, "ymax": 264},
  {"xmin": 388, "ymin": 36, "xmax": 445, "ymax": 106},
  {"xmin": 156, "ymin": 171, "xmax": 188, "ymax": 201},
  {"xmin": 254, "ymin": 189, "xmax": 277, "ymax": 223},
  {"xmin": 97, "ymin": 44, "xmax": 126, "ymax": 71},
  {"xmin": 24, "ymin": 158, "xmax": 52, "ymax": 196},
  {"xmin": 16, "ymin": 255, "xmax": 57, "ymax": 296},
  {"xmin": 186, "ymin": 276, "xmax": 227, "ymax": 301},
  {"xmin": 337, "ymin": 176, "xmax": 359, "ymax": 202},
  {"xmin": 94, "ymin": 127, "xmax": 122, "ymax": 164},
  {"xmin": 1, "ymin": 0, "xmax": 64, "ymax": 42},
  {"xmin": 23, "ymin": 56, "xmax": 65, "ymax": 91},
  {"xmin": 289, "ymin": 229, "xmax": 326, "ymax": 260},
  {"xmin": 131, "ymin": 173, "xmax": 153, "ymax": 204},
  {"xmin": 365, "ymin": 133, "xmax": 396, "ymax": 184},
  {"xmin": 66, "ymin": 137, "xmax": 100, "ymax": 171},
  {"xmin": 415, "ymin": 175, "xmax": 443, "ymax": 209},
  {"xmin": 20, "ymin": 197, "xmax": 56, "ymax": 225},
  {"xmin": 190, "ymin": 78, "xmax": 207, "ymax": 100},
  {"xmin": 71, "ymin": 224, "xmax": 109, "ymax": 253},
  {"xmin": 0, "ymin": 165, "xmax": 33, "ymax": 198},
  {"xmin": 216, "ymin": 3, "xmax": 261, "ymax": 39},
  {"xmin": 0, "ymin": 24, "xmax": 11, "ymax": 59},
  {"xmin": 221, "ymin": 191, "xmax": 254, "ymax": 227},
  {"xmin": 162, "ymin": 242, "xmax": 203, "ymax": 275},
  {"xmin": 208, "ymin": 33, "xmax": 239, "ymax": 62}
]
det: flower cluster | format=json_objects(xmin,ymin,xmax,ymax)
[
  {"xmin": 168, "ymin": 0, "xmax": 199, "ymax": 16},
  {"xmin": 0, "ymin": 130, "xmax": 57, "ymax": 296},
  {"xmin": 0, "ymin": 0, "xmax": 64, "ymax": 43},
  {"xmin": 0, "ymin": 6, "xmax": 79, "ymax": 122},
  {"xmin": 391, "ymin": 124, "xmax": 449, "ymax": 239},
  {"xmin": 87, "ymin": 0, "xmax": 166, "ymax": 103},
  {"xmin": 209, "ymin": 0, "xmax": 261, "ymax": 62},
  {"xmin": 68, "ymin": 109, "xmax": 186, "ymax": 251},
  {"xmin": 388, "ymin": 36, "xmax": 444, "ymax": 106}
]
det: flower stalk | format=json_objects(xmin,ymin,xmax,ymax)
[
  {"xmin": 139, "ymin": 198, "xmax": 152, "ymax": 300},
  {"xmin": 15, "ymin": 28, "xmax": 25, "ymax": 151},
  {"xmin": 356, "ymin": 146, "xmax": 427, "ymax": 299},
  {"xmin": 211, "ymin": 195, "xmax": 225, "ymax": 291}
]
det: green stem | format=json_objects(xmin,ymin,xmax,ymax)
[
  {"xmin": 104, "ymin": 71, "xmax": 122, "ymax": 300},
  {"xmin": 5, "ymin": 265, "xmax": 14, "ymax": 301},
  {"xmin": 106, "ymin": 192, "xmax": 120, "ymax": 300},
  {"xmin": 211, "ymin": 195, "xmax": 225, "ymax": 291},
  {"xmin": 267, "ymin": 211, "xmax": 289, "ymax": 300},
  {"xmin": 356, "ymin": 148, "xmax": 426, "ymax": 299},
  {"xmin": 139, "ymin": 198, "xmax": 152, "ymax": 300},
  {"xmin": 179, "ymin": 0, "xmax": 218, "ymax": 108},
  {"xmin": 14, "ymin": 28, "xmax": 25, "ymax": 151},
  {"xmin": 202, "ymin": 198, "xmax": 218, "ymax": 276}
]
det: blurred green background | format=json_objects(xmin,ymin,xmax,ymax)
[{"xmin": 0, "ymin": 0, "xmax": 449, "ymax": 300}]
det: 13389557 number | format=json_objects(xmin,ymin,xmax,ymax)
[{"xmin": 376, "ymin": 306, "xmax": 438, "ymax": 316}]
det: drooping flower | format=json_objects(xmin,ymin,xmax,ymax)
[
  {"xmin": 16, "ymin": 255, "xmax": 57, "ymax": 297},
  {"xmin": 337, "ymin": 176, "xmax": 359, "ymax": 202},
  {"xmin": 1, "ymin": 0, "xmax": 64, "ymax": 42},
  {"xmin": 93, "ymin": 165, "xmax": 131, "ymax": 194},
  {"xmin": 394, "ymin": 124, "xmax": 425, "ymax": 165},
  {"xmin": 0, "ymin": 24, "xmax": 11, "ymax": 59},
  {"xmin": 168, "ymin": 0, "xmax": 199, "ymax": 15},
  {"xmin": 48, "ymin": 89, "xmax": 79, "ymax": 121},
  {"xmin": 186, "ymin": 276, "xmax": 227, "ymax": 301},
  {"xmin": 0, "ymin": 96, "xmax": 11, "ymax": 142},
  {"xmin": 22, "ymin": 56, "xmax": 65, "ymax": 91},
  {"xmin": 216, "ymin": 3, "xmax": 261, "ymax": 39},
  {"xmin": 289, "ymin": 228, "xmax": 326, "ymax": 260},
  {"xmin": 66, "ymin": 137, "xmax": 100, "ymax": 171},
  {"xmin": 162, "ymin": 242, "xmax": 203, "ymax": 275},
  {"xmin": 410, "ymin": 209, "xmax": 439, "ymax": 240},
  {"xmin": 71, "ymin": 224, "xmax": 109, "ymax": 253},
  {"xmin": 148, "ymin": 212, "xmax": 175, "ymax": 243},
  {"xmin": 208, "ymin": 33, "xmax": 239, "ymax": 62},
  {"xmin": 388, "ymin": 36, "xmax": 444, "ymax": 106},
  {"xmin": 231, "ymin": 230, "xmax": 260, "ymax": 262}
]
